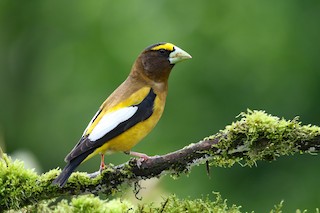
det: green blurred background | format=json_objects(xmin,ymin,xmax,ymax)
[{"xmin": 1, "ymin": 0, "xmax": 320, "ymax": 211}]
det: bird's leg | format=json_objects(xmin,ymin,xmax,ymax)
[
  {"xmin": 124, "ymin": 151, "xmax": 150, "ymax": 167},
  {"xmin": 99, "ymin": 154, "xmax": 105, "ymax": 172}
]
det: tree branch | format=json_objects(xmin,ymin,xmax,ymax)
[{"xmin": 1, "ymin": 110, "xmax": 320, "ymax": 211}]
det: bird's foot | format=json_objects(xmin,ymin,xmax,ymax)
[
  {"xmin": 99, "ymin": 164, "xmax": 105, "ymax": 173},
  {"xmin": 125, "ymin": 151, "xmax": 150, "ymax": 168}
]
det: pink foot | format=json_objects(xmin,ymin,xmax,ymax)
[{"xmin": 125, "ymin": 151, "xmax": 150, "ymax": 167}]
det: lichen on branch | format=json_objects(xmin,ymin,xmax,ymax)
[
  {"xmin": 209, "ymin": 109, "xmax": 320, "ymax": 167},
  {"xmin": 1, "ymin": 110, "xmax": 320, "ymax": 211}
]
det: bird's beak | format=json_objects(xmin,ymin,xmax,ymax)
[{"xmin": 169, "ymin": 46, "xmax": 192, "ymax": 64}]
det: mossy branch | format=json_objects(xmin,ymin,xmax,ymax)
[{"xmin": 1, "ymin": 110, "xmax": 320, "ymax": 211}]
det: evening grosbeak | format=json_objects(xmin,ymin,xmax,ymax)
[{"xmin": 53, "ymin": 42, "xmax": 192, "ymax": 187}]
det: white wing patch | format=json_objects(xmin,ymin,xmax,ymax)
[
  {"xmin": 82, "ymin": 109, "xmax": 102, "ymax": 136},
  {"xmin": 88, "ymin": 106, "xmax": 138, "ymax": 141}
]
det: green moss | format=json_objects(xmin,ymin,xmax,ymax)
[
  {"xmin": 6, "ymin": 192, "xmax": 318, "ymax": 213},
  {"xmin": 6, "ymin": 195, "xmax": 135, "ymax": 213},
  {"xmin": 69, "ymin": 195, "xmax": 134, "ymax": 213},
  {"xmin": 48, "ymin": 196, "xmax": 316, "ymax": 213},
  {"xmin": 0, "ymin": 152, "xmax": 317, "ymax": 212},
  {"xmin": 138, "ymin": 193, "xmax": 242, "ymax": 213},
  {"xmin": 8, "ymin": 193, "xmax": 241, "ymax": 213},
  {"xmin": 0, "ymin": 154, "xmax": 41, "ymax": 210},
  {"xmin": 207, "ymin": 110, "xmax": 320, "ymax": 167}
]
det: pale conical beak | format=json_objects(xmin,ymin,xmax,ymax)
[{"xmin": 169, "ymin": 46, "xmax": 192, "ymax": 64}]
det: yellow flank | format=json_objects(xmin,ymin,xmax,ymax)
[
  {"xmin": 151, "ymin": 43, "xmax": 174, "ymax": 51},
  {"xmin": 83, "ymin": 94, "xmax": 165, "ymax": 162},
  {"xmin": 85, "ymin": 87, "xmax": 151, "ymax": 135}
]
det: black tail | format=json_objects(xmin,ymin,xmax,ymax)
[{"xmin": 52, "ymin": 153, "xmax": 88, "ymax": 187}]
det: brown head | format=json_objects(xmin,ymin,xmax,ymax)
[{"xmin": 130, "ymin": 42, "xmax": 192, "ymax": 83}]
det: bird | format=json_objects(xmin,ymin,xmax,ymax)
[{"xmin": 52, "ymin": 42, "xmax": 192, "ymax": 187}]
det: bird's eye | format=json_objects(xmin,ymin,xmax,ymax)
[{"xmin": 159, "ymin": 49, "xmax": 166, "ymax": 54}]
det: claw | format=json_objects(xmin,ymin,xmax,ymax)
[
  {"xmin": 136, "ymin": 157, "xmax": 146, "ymax": 168},
  {"xmin": 125, "ymin": 151, "xmax": 150, "ymax": 168}
]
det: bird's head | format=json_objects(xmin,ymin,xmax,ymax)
[{"xmin": 132, "ymin": 42, "xmax": 192, "ymax": 83}]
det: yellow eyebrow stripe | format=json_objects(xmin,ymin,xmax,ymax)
[{"xmin": 151, "ymin": 43, "xmax": 175, "ymax": 51}]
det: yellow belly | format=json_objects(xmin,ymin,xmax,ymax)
[{"xmin": 84, "ymin": 95, "xmax": 165, "ymax": 161}]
